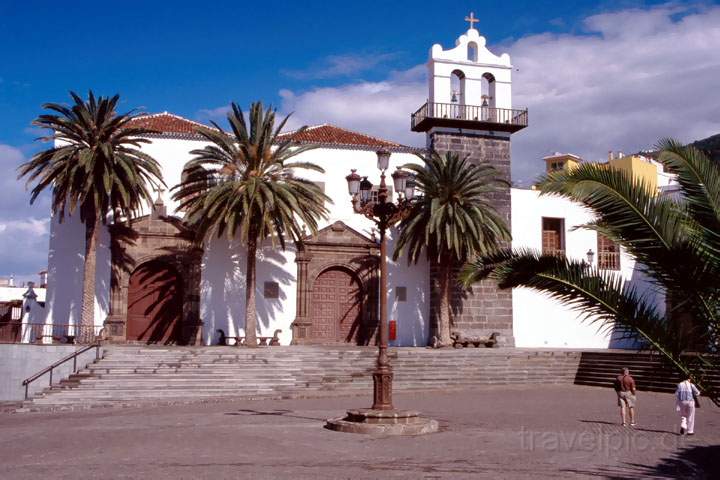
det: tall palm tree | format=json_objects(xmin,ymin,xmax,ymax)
[
  {"xmin": 393, "ymin": 151, "xmax": 511, "ymax": 346},
  {"xmin": 462, "ymin": 140, "xmax": 720, "ymax": 404},
  {"xmin": 173, "ymin": 102, "xmax": 330, "ymax": 346},
  {"xmin": 19, "ymin": 91, "xmax": 164, "ymax": 341}
]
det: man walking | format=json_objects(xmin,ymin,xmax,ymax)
[
  {"xmin": 675, "ymin": 376, "xmax": 700, "ymax": 435},
  {"xmin": 614, "ymin": 367, "xmax": 637, "ymax": 427}
]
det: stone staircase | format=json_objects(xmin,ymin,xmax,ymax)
[
  {"xmin": 573, "ymin": 351, "xmax": 720, "ymax": 394},
  {"xmin": 19, "ymin": 346, "xmax": 582, "ymax": 411}
]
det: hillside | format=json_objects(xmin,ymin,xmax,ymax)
[{"xmin": 693, "ymin": 133, "xmax": 720, "ymax": 162}]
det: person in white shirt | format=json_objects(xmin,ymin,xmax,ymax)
[{"xmin": 675, "ymin": 376, "xmax": 700, "ymax": 435}]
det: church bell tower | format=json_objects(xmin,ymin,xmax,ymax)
[{"xmin": 411, "ymin": 14, "xmax": 528, "ymax": 346}]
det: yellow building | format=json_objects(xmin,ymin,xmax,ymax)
[
  {"xmin": 607, "ymin": 153, "xmax": 659, "ymax": 192},
  {"xmin": 542, "ymin": 152, "xmax": 582, "ymax": 173},
  {"xmin": 542, "ymin": 151, "xmax": 660, "ymax": 194}
]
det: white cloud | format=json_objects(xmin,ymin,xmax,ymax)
[
  {"xmin": 278, "ymin": 4, "xmax": 720, "ymax": 182},
  {"xmin": 281, "ymin": 53, "xmax": 399, "ymax": 80},
  {"xmin": 196, "ymin": 105, "xmax": 231, "ymax": 122},
  {"xmin": 0, "ymin": 145, "xmax": 51, "ymax": 277},
  {"xmin": 0, "ymin": 218, "xmax": 49, "ymax": 236},
  {"xmin": 279, "ymin": 82, "xmax": 427, "ymax": 145}
]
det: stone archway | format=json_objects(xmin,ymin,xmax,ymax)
[
  {"xmin": 126, "ymin": 260, "xmax": 183, "ymax": 344},
  {"xmin": 105, "ymin": 201, "xmax": 202, "ymax": 344},
  {"xmin": 310, "ymin": 267, "xmax": 363, "ymax": 343},
  {"xmin": 292, "ymin": 221, "xmax": 379, "ymax": 345}
]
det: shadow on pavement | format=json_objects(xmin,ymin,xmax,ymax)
[
  {"xmin": 580, "ymin": 419, "xmax": 674, "ymax": 435},
  {"xmin": 562, "ymin": 444, "xmax": 720, "ymax": 479},
  {"xmin": 225, "ymin": 408, "xmax": 327, "ymax": 422}
]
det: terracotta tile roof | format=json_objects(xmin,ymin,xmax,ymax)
[
  {"xmin": 126, "ymin": 112, "xmax": 208, "ymax": 137},
  {"xmin": 277, "ymin": 124, "xmax": 415, "ymax": 152},
  {"xmin": 127, "ymin": 114, "xmax": 417, "ymax": 152}
]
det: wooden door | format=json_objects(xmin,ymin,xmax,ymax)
[
  {"xmin": 310, "ymin": 268, "xmax": 362, "ymax": 343},
  {"xmin": 126, "ymin": 260, "xmax": 183, "ymax": 344}
]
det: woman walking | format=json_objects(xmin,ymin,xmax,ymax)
[{"xmin": 675, "ymin": 376, "xmax": 701, "ymax": 435}]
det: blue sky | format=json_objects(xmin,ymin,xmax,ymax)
[
  {"xmin": 0, "ymin": 0, "xmax": 677, "ymax": 148},
  {"xmin": 1, "ymin": 0, "xmax": 720, "ymax": 280}
]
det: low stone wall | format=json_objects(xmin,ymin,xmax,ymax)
[{"xmin": 0, "ymin": 344, "xmax": 100, "ymax": 401}]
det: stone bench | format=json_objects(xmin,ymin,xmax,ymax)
[
  {"xmin": 217, "ymin": 329, "xmax": 281, "ymax": 347},
  {"xmin": 450, "ymin": 330, "xmax": 501, "ymax": 348}
]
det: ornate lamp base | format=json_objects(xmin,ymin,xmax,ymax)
[{"xmin": 325, "ymin": 409, "xmax": 438, "ymax": 436}]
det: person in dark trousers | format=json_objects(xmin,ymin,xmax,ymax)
[
  {"xmin": 675, "ymin": 376, "xmax": 700, "ymax": 435},
  {"xmin": 614, "ymin": 367, "xmax": 637, "ymax": 426}
]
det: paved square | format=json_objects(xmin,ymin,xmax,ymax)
[{"xmin": 0, "ymin": 385, "xmax": 718, "ymax": 479}]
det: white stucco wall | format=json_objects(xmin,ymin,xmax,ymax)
[
  {"xmin": 295, "ymin": 147, "xmax": 430, "ymax": 346},
  {"xmin": 510, "ymin": 188, "xmax": 663, "ymax": 348},
  {"xmin": 42, "ymin": 134, "xmax": 431, "ymax": 346},
  {"xmin": 135, "ymin": 138, "xmax": 211, "ymax": 215},
  {"xmin": 388, "ymin": 242, "xmax": 430, "ymax": 347},
  {"xmin": 200, "ymin": 237, "xmax": 298, "ymax": 346},
  {"xmin": 197, "ymin": 146, "xmax": 430, "ymax": 347},
  {"xmin": 44, "ymin": 214, "xmax": 111, "ymax": 328}
]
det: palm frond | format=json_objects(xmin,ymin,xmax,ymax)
[
  {"xmin": 393, "ymin": 150, "xmax": 510, "ymax": 265},
  {"xmin": 18, "ymin": 91, "xmax": 164, "ymax": 223},
  {"xmin": 462, "ymin": 249, "xmax": 719, "ymax": 403},
  {"xmin": 172, "ymin": 101, "xmax": 330, "ymax": 247}
]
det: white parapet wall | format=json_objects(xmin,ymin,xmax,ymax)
[{"xmin": 0, "ymin": 344, "xmax": 100, "ymax": 401}]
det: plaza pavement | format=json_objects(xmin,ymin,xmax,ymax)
[{"xmin": 0, "ymin": 384, "xmax": 718, "ymax": 479}]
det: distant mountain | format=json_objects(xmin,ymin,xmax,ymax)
[
  {"xmin": 636, "ymin": 133, "xmax": 720, "ymax": 162},
  {"xmin": 692, "ymin": 133, "xmax": 720, "ymax": 162}
]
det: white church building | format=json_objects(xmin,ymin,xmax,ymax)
[{"xmin": 37, "ymin": 22, "xmax": 668, "ymax": 349}]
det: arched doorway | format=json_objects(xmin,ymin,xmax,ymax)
[
  {"xmin": 310, "ymin": 267, "xmax": 363, "ymax": 344},
  {"xmin": 126, "ymin": 260, "xmax": 183, "ymax": 344}
]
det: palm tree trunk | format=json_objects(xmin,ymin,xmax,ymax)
[
  {"xmin": 437, "ymin": 257, "xmax": 453, "ymax": 346},
  {"xmin": 244, "ymin": 238, "xmax": 259, "ymax": 347},
  {"xmin": 80, "ymin": 214, "xmax": 101, "ymax": 343}
]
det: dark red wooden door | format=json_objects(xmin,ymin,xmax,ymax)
[
  {"xmin": 310, "ymin": 268, "xmax": 362, "ymax": 343},
  {"xmin": 126, "ymin": 261, "xmax": 182, "ymax": 344}
]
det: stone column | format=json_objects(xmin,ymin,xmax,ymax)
[
  {"xmin": 428, "ymin": 131, "xmax": 514, "ymax": 346},
  {"xmin": 105, "ymin": 268, "xmax": 129, "ymax": 342},
  {"xmin": 291, "ymin": 253, "xmax": 312, "ymax": 344}
]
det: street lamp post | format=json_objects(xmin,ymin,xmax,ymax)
[
  {"xmin": 586, "ymin": 248, "xmax": 595, "ymax": 266},
  {"xmin": 325, "ymin": 149, "xmax": 437, "ymax": 435},
  {"xmin": 345, "ymin": 150, "xmax": 413, "ymax": 410}
]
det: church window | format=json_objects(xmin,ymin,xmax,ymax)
[
  {"xmin": 395, "ymin": 287, "xmax": 407, "ymax": 302},
  {"xmin": 264, "ymin": 281, "xmax": 280, "ymax": 299},
  {"xmin": 467, "ymin": 42, "xmax": 478, "ymax": 62},
  {"xmin": 541, "ymin": 217, "xmax": 565, "ymax": 255},
  {"xmin": 597, "ymin": 234, "xmax": 620, "ymax": 270}
]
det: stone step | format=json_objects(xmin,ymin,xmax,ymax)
[{"xmin": 32, "ymin": 346, "xmax": 715, "ymax": 411}]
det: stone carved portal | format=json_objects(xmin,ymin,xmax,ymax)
[
  {"xmin": 292, "ymin": 221, "xmax": 379, "ymax": 345},
  {"xmin": 105, "ymin": 203, "xmax": 202, "ymax": 344}
]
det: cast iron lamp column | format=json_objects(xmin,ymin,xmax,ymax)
[
  {"xmin": 345, "ymin": 149, "xmax": 414, "ymax": 411},
  {"xmin": 325, "ymin": 149, "xmax": 437, "ymax": 435}
]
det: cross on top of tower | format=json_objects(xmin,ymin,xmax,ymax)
[
  {"xmin": 465, "ymin": 11, "xmax": 479, "ymax": 30},
  {"xmin": 152, "ymin": 185, "xmax": 165, "ymax": 203}
]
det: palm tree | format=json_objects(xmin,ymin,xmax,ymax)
[
  {"xmin": 19, "ymin": 91, "xmax": 164, "ymax": 341},
  {"xmin": 393, "ymin": 151, "xmax": 511, "ymax": 346},
  {"xmin": 172, "ymin": 102, "xmax": 330, "ymax": 346},
  {"xmin": 462, "ymin": 140, "xmax": 720, "ymax": 404}
]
